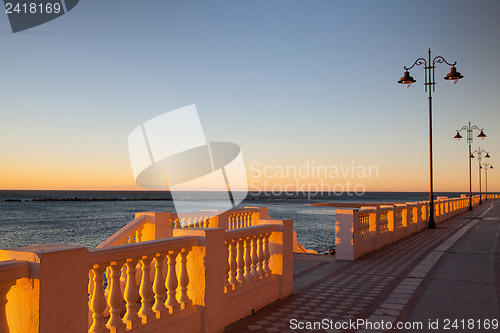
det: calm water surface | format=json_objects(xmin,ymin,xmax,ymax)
[{"xmin": 0, "ymin": 191, "xmax": 472, "ymax": 252}]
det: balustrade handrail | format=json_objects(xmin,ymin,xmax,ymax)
[
  {"xmin": 96, "ymin": 215, "xmax": 150, "ymax": 248},
  {"xmin": 227, "ymin": 207, "xmax": 260, "ymax": 216},
  {"xmin": 169, "ymin": 210, "xmax": 219, "ymax": 221},
  {"xmin": 225, "ymin": 225, "xmax": 277, "ymax": 241},
  {"xmin": 0, "ymin": 260, "xmax": 29, "ymax": 284},
  {"xmin": 169, "ymin": 207, "xmax": 260, "ymax": 220},
  {"xmin": 336, "ymin": 195, "xmax": 485, "ymax": 260},
  {"xmin": 90, "ymin": 235, "xmax": 198, "ymax": 266}
]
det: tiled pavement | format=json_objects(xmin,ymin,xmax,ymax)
[{"xmin": 225, "ymin": 202, "xmax": 497, "ymax": 333}]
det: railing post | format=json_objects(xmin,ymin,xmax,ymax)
[
  {"xmin": 135, "ymin": 212, "xmax": 172, "ymax": 240},
  {"xmin": 335, "ymin": 209, "xmax": 357, "ymax": 260},
  {"xmin": 214, "ymin": 211, "xmax": 229, "ymax": 229},
  {"xmin": 173, "ymin": 228, "xmax": 226, "ymax": 333},
  {"xmin": 1, "ymin": 245, "xmax": 89, "ymax": 333},
  {"xmin": 256, "ymin": 219, "xmax": 293, "ymax": 298}
]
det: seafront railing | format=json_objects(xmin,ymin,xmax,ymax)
[
  {"xmin": 97, "ymin": 207, "xmax": 267, "ymax": 248},
  {"xmin": 0, "ymin": 208, "xmax": 293, "ymax": 333},
  {"xmin": 335, "ymin": 195, "xmax": 483, "ymax": 260},
  {"xmin": 0, "ymin": 260, "xmax": 30, "ymax": 332}
]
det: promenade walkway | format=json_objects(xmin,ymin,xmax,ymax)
[{"xmin": 226, "ymin": 201, "xmax": 500, "ymax": 332}]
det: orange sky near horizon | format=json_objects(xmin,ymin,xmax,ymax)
[{"xmin": 1, "ymin": 157, "xmax": 498, "ymax": 193}]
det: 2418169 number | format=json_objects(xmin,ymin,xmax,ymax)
[
  {"xmin": 443, "ymin": 319, "xmax": 499, "ymax": 330},
  {"xmin": 5, "ymin": 2, "xmax": 62, "ymax": 14}
]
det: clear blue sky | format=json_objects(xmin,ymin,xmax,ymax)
[{"xmin": 1, "ymin": 0, "xmax": 499, "ymax": 192}]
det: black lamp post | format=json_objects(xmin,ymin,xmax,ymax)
[
  {"xmin": 482, "ymin": 162, "xmax": 493, "ymax": 200},
  {"xmin": 399, "ymin": 48, "xmax": 464, "ymax": 229},
  {"xmin": 454, "ymin": 124, "xmax": 486, "ymax": 209},
  {"xmin": 471, "ymin": 148, "xmax": 490, "ymax": 204}
]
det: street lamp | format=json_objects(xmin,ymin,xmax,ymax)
[
  {"xmin": 471, "ymin": 148, "xmax": 490, "ymax": 204},
  {"xmin": 482, "ymin": 162, "xmax": 493, "ymax": 200},
  {"xmin": 455, "ymin": 123, "xmax": 486, "ymax": 209},
  {"xmin": 399, "ymin": 48, "xmax": 463, "ymax": 229}
]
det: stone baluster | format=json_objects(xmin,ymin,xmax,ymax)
[
  {"xmin": 123, "ymin": 259, "xmax": 140, "ymax": 329},
  {"xmin": 243, "ymin": 237, "xmax": 252, "ymax": 284},
  {"xmin": 136, "ymin": 227, "xmax": 143, "ymax": 243},
  {"xmin": 250, "ymin": 236, "xmax": 258, "ymax": 280},
  {"xmin": 178, "ymin": 249, "xmax": 191, "ymax": 308},
  {"xmin": 165, "ymin": 251, "xmax": 180, "ymax": 312},
  {"xmin": 152, "ymin": 253, "xmax": 167, "ymax": 315},
  {"xmin": 128, "ymin": 234, "xmax": 135, "ymax": 244},
  {"xmin": 138, "ymin": 256, "xmax": 154, "ymax": 322},
  {"xmin": 104, "ymin": 266, "xmax": 111, "ymax": 307},
  {"xmin": 263, "ymin": 233, "xmax": 272, "ymax": 276},
  {"xmin": 89, "ymin": 265, "xmax": 107, "ymax": 333},
  {"xmin": 119, "ymin": 263, "xmax": 127, "ymax": 296},
  {"xmin": 224, "ymin": 241, "xmax": 232, "ymax": 292},
  {"xmin": 256, "ymin": 235, "xmax": 264, "ymax": 278},
  {"xmin": 228, "ymin": 241, "xmax": 238, "ymax": 288},
  {"xmin": 236, "ymin": 238, "xmax": 245, "ymax": 284},
  {"xmin": 107, "ymin": 262, "xmax": 126, "ymax": 331},
  {"xmin": 88, "ymin": 269, "xmax": 94, "ymax": 307}
]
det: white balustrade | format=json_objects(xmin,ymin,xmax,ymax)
[
  {"xmin": 336, "ymin": 195, "xmax": 481, "ymax": 260},
  {"xmin": 0, "ymin": 207, "xmax": 293, "ymax": 333},
  {"xmin": 88, "ymin": 236, "xmax": 197, "ymax": 332},
  {"xmin": 224, "ymin": 225, "xmax": 276, "ymax": 294}
]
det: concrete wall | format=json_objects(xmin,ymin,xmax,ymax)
[
  {"xmin": 0, "ymin": 209, "xmax": 293, "ymax": 333},
  {"xmin": 335, "ymin": 195, "xmax": 482, "ymax": 260}
]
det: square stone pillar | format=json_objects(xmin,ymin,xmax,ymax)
[{"xmin": 1, "ymin": 244, "xmax": 89, "ymax": 333}]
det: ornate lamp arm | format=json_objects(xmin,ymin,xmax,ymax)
[
  {"xmin": 404, "ymin": 58, "xmax": 427, "ymax": 71},
  {"xmin": 432, "ymin": 56, "xmax": 456, "ymax": 67}
]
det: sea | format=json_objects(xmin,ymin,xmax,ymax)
[{"xmin": 0, "ymin": 190, "xmax": 479, "ymax": 253}]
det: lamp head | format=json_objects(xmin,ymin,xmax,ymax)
[
  {"xmin": 478, "ymin": 130, "xmax": 486, "ymax": 139},
  {"xmin": 444, "ymin": 66, "xmax": 464, "ymax": 84},
  {"xmin": 471, "ymin": 154, "xmax": 475, "ymax": 158},
  {"xmin": 491, "ymin": 165, "xmax": 494, "ymax": 169},
  {"xmin": 454, "ymin": 131, "xmax": 463, "ymax": 140},
  {"xmin": 486, "ymin": 153, "xmax": 491, "ymax": 158},
  {"xmin": 398, "ymin": 70, "xmax": 416, "ymax": 87}
]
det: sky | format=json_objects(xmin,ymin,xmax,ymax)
[{"xmin": 0, "ymin": 0, "xmax": 499, "ymax": 193}]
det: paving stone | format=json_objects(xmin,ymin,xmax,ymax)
[
  {"xmin": 226, "ymin": 217, "xmax": 475, "ymax": 332},
  {"xmin": 379, "ymin": 302, "xmax": 405, "ymax": 310}
]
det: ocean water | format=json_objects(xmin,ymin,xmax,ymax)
[{"xmin": 0, "ymin": 190, "xmax": 475, "ymax": 252}]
